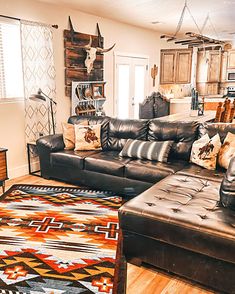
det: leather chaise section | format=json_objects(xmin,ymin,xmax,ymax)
[
  {"xmin": 119, "ymin": 174, "xmax": 235, "ymax": 264},
  {"xmin": 125, "ymin": 159, "xmax": 189, "ymax": 183},
  {"xmin": 51, "ymin": 150, "xmax": 100, "ymax": 170},
  {"xmin": 85, "ymin": 151, "xmax": 132, "ymax": 176},
  {"xmin": 177, "ymin": 163, "xmax": 224, "ymax": 182},
  {"xmin": 106, "ymin": 118, "xmax": 148, "ymax": 151}
]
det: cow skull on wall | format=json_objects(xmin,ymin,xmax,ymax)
[{"xmin": 83, "ymin": 36, "xmax": 115, "ymax": 74}]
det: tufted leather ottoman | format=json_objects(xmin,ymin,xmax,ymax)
[{"xmin": 119, "ymin": 174, "xmax": 235, "ymax": 293}]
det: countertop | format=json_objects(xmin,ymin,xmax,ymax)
[{"xmin": 170, "ymin": 96, "xmax": 233, "ymax": 103}]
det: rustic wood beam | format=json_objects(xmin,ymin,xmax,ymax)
[{"xmin": 185, "ymin": 32, "xmax": 225, "ymax": 44}]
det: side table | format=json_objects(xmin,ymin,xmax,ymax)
[
  {"xmin": 0, "ymin": 148, "xmax": 8, "ymax": 193},
  {"xmin": 27, "ymin": 142, "xmax": 41, "ymax": 177}
]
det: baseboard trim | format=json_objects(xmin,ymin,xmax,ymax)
[{"xmin": 8, "ymin": 164, "xmax": 29, "ymax": 179}]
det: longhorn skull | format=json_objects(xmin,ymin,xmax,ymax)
[{"xmin": 84, "ymin": 36, "xmax": 115, "ymax": 74}]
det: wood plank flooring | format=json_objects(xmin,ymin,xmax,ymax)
[{"xmin": 3, "ymin": 175, "xmax": 215, "ymax": 294}]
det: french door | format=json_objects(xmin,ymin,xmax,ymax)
[{"xmin": 115, "ymin": 54, "xmax": 149, "ymax": 119}]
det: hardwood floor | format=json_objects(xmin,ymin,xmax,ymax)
[{"xmin": 3, "ymin": 175, "xmax": 215, "ymax": 294}]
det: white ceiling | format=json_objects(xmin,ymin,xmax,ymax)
[{"xmin": 39, "ymin": 0, "xmax": 235, "ymax": 41}]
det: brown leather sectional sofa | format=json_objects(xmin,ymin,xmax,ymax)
[{"xmin": 37, "ymin": 116, "xmax": 235, "ymax": 293}]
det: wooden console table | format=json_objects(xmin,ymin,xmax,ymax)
[{"xmin": 0, "ymin": 148, "xmax": 8, "ymax": 193}]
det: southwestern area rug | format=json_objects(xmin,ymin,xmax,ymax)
[{"xmin": 0, "ymin": 184, "xmax": 126, "ymax": 294}]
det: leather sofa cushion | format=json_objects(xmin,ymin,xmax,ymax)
[
  {"xmin": 105, "ymin": 118, "xmax": 148, "ymax": 151},
  {"xmin": 119, "ymin": 174, "xmax": 235, "ymax": 264},
  {"xmin": 85, "ymin": 151, "xmax": 132, "ymax": 176},
  {"xmin": 148, "ymin": 120, "xmax": 199, "ymax": 161},
  {"xmin": 50, "ymin": 150, "xmax": 100, "ymax": 169},
  {"xmin": 177, "ymin": 163, "xmax": 224, "ymax": 182},
  {"xmin": 68, "ymin": 115, "xmax": 110, "ymax": 149},
  {"xmin": 199, "ymin": 122, "xmax": 235, "ymax": 142},
  {"xmin": 125, "ymin": 159, "xmax": 189, "ymax": 183}
]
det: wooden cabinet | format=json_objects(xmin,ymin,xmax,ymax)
[
  {"xmin": 227, "ymin": 50, "xmax": 235, "ymax": 68},
  {"xmin": 196, "ymin": 50, "xmax": 222, "ymax": 95},
  {"xmin": 160, "ymin": 49, "xmax": 192, "ymax": 84},
  {"xmin": 197, "ymin": 51, "xmax": 221, "ymax": 83},
  {"xmin": 175, "ymin": 50, "xmax": 192, "ymax": 83},
  {"xmin": 208, "ymin": 52, "xmax": 221, "ymax": 82},
  {"xmin": 196, "ymin": 82, "xmax": 219, "ymax": 96},
  {"xmin": 160, "ymin": 51, "xmax": 175, "ymax": 83},
  {"xmin": 0, "ymin": 148, "xmax": 8, "ymax": 192}
]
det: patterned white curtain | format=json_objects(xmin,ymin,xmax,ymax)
[{"xmin": 21, "ymin": 20, "xmax": 56, "ymax": 143}]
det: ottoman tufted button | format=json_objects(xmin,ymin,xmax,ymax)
[{"xmin": 145, "ymin": 202, "xmax": 156, "ymax": 207}]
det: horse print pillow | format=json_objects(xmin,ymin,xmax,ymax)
[
  {"xmin": 74, "ymin": 124, "xmax": 101, "ymax": 151},
  {"xmin": 218, "ymin": 132, "xmax": 235, "ymax": 169},
  {"xmin": 62, "ymin": 120, "xmax": 88, "ymax": 150},
  {"xmin": 190, "ymin": 134, "xmax": 221, "ymax": 170}
]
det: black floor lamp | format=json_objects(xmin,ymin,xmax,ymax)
[{"xmin": 29, "ymin": 88, "xmax": 57, "ymax": 135}]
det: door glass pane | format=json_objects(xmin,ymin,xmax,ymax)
[
  {"xmin": 134, "ymin": 65, "xmax": 145, "ymax": 119},
  {"xmin": 117, "ymin": 64, "xmax": 129, "ymax": 119}
]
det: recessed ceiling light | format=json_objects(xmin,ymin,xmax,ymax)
[{"xmin": 151, "ymin": 21, "xmax": 163, "ymax": 25}]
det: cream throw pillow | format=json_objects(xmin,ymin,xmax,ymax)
[
  {"xmin": 218, "ymin": 132, "xmax": 235, "ymax": 169},
  {"xmin": 190, "ymin": 134, "xmax": 221, "ymax": 170},
  {"xmin": 62, "ymin": 120, "xmax": 88, "ymax": 150},
  {"xmin": 74, "ymin": 124, "xmax": 101, "ymax": 151}
]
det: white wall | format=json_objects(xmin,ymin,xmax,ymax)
[{"xmin": 0, "ymin": 0, "xmax": 175, "ymax": 178}]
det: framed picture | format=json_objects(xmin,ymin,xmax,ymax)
[{"xmin": 92, "ymin": 83, "xmax": 105, "ymax": 99}]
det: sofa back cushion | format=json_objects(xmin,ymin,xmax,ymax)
[
  {"xmin": 68, "ymin": 115, "xmax": 110, "ymax": 149},
  {"xmin": 148, "ymin": 119, "xmax": 199, "ymax": 160},
  {"xmin": 105, "ymin": 118, "xmax": 148, "ymax": 151},
  {"xmin": 199, "ymin": 123, "xmax": 235, "ymax": 143}
]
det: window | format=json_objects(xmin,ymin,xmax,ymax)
[{"xmin": 0, "ymin": 17, "xmax": 24, "ymax": 100}]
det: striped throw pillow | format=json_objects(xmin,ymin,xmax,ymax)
[{"xmin": 119, "ymin": 139, "xmax": 174, "ymax": 162}]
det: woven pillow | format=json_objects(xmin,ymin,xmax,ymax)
[
  {"xmin": 119, "ymin": 139, "xmax": 173, "ymax": 162},
  {"xmin": 218, "ymin": 132, "xmax": 235, "ymax": 169},
  {"xmin": 62, "ymin": 120, "xmax": 88, "ymax": 150},
  {"xmin": 74, "ymin": 124, "xmax": 101, "ymax": 151},
  {"xmin": 190, "ymin": 134, "xmax": 221, "ymax": 170}
]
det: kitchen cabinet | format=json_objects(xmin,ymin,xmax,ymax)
[
  {"xmin": 196, "ymin": 82, "xmax": 219, "ymax": 96},
  {"xmin": 227, "ymin": 50, "xmax": 235, "ymax": 68},
  {"xmin": 160, "ymin": 51, "xmax": 175, "ymax": 83},
  {"xmin": 197, "ymin": 51, "xmax": 221, "ymax": 83},
  {"xmin": 160, "ymin": 49, "xmax": 192, "ymax": 84},
  {"xmin": 196, "ymin": 50, "xmax": 222, "ymax": 95}
]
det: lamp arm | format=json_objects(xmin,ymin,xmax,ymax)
[{"xmin": 39, "ymin": 89, "xmax": 57, "ymax": 105}]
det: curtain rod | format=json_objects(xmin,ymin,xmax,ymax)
[{"xmin": 0, "ymin": 14, "xmax": 58, "ymax": 29}]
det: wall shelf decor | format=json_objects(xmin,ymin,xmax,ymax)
[
  {"xmin": 64, "ymin": 29, "xmax": 104, "ymax": 97},
  {"xmin": 64, "ymin": 18, "xmax": 115, "ymax": 97},
  {"xmin": 71, "ymin": 81, "xmax": 106, "ymax": 116}
]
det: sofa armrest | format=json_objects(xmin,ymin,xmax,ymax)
[
  {"xmin": 36, "ymin": 134, "xmax": 64, "ymax": 152},
  {"xmin": 36, "ymin": 134, "xmax": 64, "ymax": 178},
  {"xmin": 220, "ymin": 156, "xmax": 235, "ymax": 210}
]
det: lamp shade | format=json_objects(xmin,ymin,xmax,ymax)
[{"xmin": 29, "ymin": 90, "xmax": 46, "ymax": 103}]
